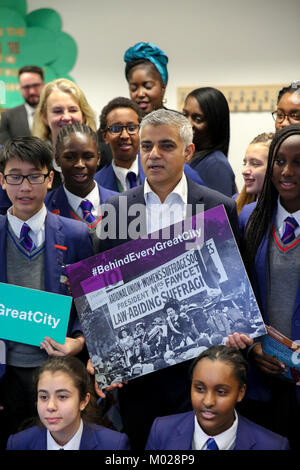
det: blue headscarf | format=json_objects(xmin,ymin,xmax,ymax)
[{"xmin": 124, "ymin": 42, "xmax": 168, "ymax": 84}]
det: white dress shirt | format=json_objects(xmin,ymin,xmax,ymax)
[
  {"xmin": 144, "ymin": 174, "xmax": 188, "ymax": 234},
  {"xmin": 112, "ymin": 156, "xmax": 139, "ymax": 192},
  {"xmin": 7, "ymin": 204, "xmax": 47, "ymax": 248},
  {"xmin": 275, "ymin": 196, "xmax": 300, "ymax": 239},
  {"xmin": 192, "ymin": 410, "xmax": 239, "ymax": 450},
  {"xmin": 63, "ymin": 182, "xmax": 101, "ymax": 218},
  {"xmin": 24, "ymin": 102, "xmax": 36, "ymax": 131},
  {"xmin": 47, "ymin": 419, "xmax": 83, "ymax": 450}
]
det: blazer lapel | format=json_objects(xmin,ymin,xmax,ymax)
[
  {"xmin": 44, "ymin": 211, "xmax": 65, "ymax": 294},
  {"xmin": 79, "ymin": 424, "xmax": 98, "ymax": 450},
  {"xmin": 31, "ymin": 428, "xmax": 48, "ymax": 450},
  {"xmin": 167, "ymin": 411, "xmax": 195, "ymax": 450},
  {"xmin": 0, "ymin": 216, "xmax": 7, "ymax": 282},
  {"xmin": 234, "ymin": 415, "xmax": 256, "ymax": 450}
]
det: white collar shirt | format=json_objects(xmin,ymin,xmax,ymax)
[
  {"xmin": 63, "ymin": 182, "xmax": 100, "ymax": 218},
  {"xmin": 192, "ymin": 410, "xmax": 238, "ymax": 450},
  {"xmin": 112, "ymin": 156, "xmax": 139, "ymax": 192},
  {"xmin": 275, "ymin": 196, "xmax": 300, "ymax": 238},
  {"xmin": 7, "ymin": 204, "xmax": 47, "ymax": 248},
  {"xmin": 47, "ymin": 419, "xmax": 83, "ymax": 450}
]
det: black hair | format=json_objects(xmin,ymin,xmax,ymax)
[
  {"xmin": 189, "ymin": 345, "xmax": 248, "ymax": 389},
  {"xmin": 125, "ymin": 59, "xmax": 162, "ymax": 84},
  {"xmin": 277, "ymin": 81, "xmax": 300, "ymax": 103},
  {"xmin": 55, "ymin": 122, "xmax": 99, "ymax": 160},
  {"xmin": 186, "ymin": 87, "xmax": 230, "ymax": 157},
  {"xmin": 99, "ymin": 96, "xmax": 144, "ymax": 132},
  {"xmin": 244, "ymin": 123, "xmax": 300, "ymax": 271},
  {"xmin": 0, "ymin": 136, "xmax": 53, "ymax": 172},
  {"xmin": 34, "ymin": 356, "xmax": 100, "ymax": 425},
  {"xmin": 18, "ymin": 65, "xmax": 44, "ymax": 80}
]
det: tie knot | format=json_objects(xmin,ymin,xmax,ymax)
[
  {"xmin": 127, "ymin": 171, "xmax": 137, "ymax": 188},
  {"xmin": 281, "ymin": 216, "xmax": 299, "ymax": 244},
  {"xmin": 80, "ymin": 199, "xmax": 95, "ymax": 223},
  {"xmin": 19, "ymin": 223, "xmax": 34, "ymax": 252},
  {"xmin": 205, "ymin": 437, "xmax": 219, "ymax": 450},
  {"xmin": 20, "ymin": 223, "xmax": 30, "ymax": 238}
]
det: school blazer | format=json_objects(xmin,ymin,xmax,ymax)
[
  {"xmin": 0, "ymin": 211, "xmax": 94, "ymax": 377},
  {"xmin": 45, "ymin": 183, "xmax": 117, "ymax": 218},
  {"xmin": 94, "ymin": 156, "xmax": 206, "ymax": 192},
  {"xmin": 6, "ymin": 422, "xmax": 131, "ymax": 450},
  {"xmin": 145, "ymin": 411, "xmax": 290, "ymax": 450},
  {"xmin": 238, "ymin": 202, "xmax": 300, "ymax": 403}
]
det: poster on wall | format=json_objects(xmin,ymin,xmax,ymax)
[{"xmin": 67, "ymin": 205, "xmax": 266, "ymax": 389}]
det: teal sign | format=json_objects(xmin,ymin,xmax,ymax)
[{"xmin": 0, "ymin": 282, "xmax": 72, "ymax": 346}]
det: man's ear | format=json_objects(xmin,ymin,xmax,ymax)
[
  {"xmin": 184, "ymin": 143, "xmax": 195, "ymax": 163},
  {"xmin": 0, "ymin": 172, "xmax": 5, "ymax": 190}
]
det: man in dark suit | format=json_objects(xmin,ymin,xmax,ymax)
[
  {"xmin": 0, "ymin": 65, "xmax": 44, "ymax": 144},
  {"xmin": 96, "ymin": 109, "xmax": 239, "ymax": 450}
]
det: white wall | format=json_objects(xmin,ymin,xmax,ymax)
[{"xmin": 27, "ymin": 0, "xmax": 300, "ymax": 191}]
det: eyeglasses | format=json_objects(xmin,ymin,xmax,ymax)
[
  {"xmin": 271, "ymin": 111, "xmax": 300, "ymax": 123},
  {"xmin": 20, "ymin": 83, "xmax": 43, "ymax": 91},
  {"xmin": 106, "ymin": 124, "xmax": 139, "ymax": 135},
  {"xmin": 4, "ymin": 173, "xmax": 50, "ymax": 185}
]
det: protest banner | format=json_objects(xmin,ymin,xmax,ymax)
[{"xmin": 67, "ymin": 205, "xmax": 266, "ymax": 388}]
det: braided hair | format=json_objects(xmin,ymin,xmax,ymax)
[{"xmin": 55, "ymin": 122, "xmax": 98, "ymax": 160}]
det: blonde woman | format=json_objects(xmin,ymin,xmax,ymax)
[{"xmin": 236, "ymin": 132, "xmax": 274, "ymax": 214}]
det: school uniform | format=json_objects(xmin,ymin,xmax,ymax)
[
  {"xmin": 238, "ymin": 199, "xmax": 300, "ymax": 448},
  {"xmin": 145, "ymin": 411, "xmax": 290, "ymax": 450},
  {"xmin": 0, "ymin": 207, "xmax": 94, "ymax": 444},
  {"xmin": 6, "ymin": 421, "xmax": 130, "ymax": 450},
  {"xmin": 94, "ymin": 154, "xmax": 206, "ymax": 192}
]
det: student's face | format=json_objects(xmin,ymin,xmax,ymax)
[
  {"xmin": 45, "ymin": 90, "xmax": 84, "ymax": 145},
  {"xmin": 191, "ymin": 358, "xmax": 246, "ymax": 436},
  {"xmin": 242, "ymin": 143, "xmax": 269, "ymax": 196},
  {"xmin": 140, "ymin": 123, "xmax": 194, "ymax": 201},
  {"xmin": 19, "ymin": 72, "xmax": 44, "ymax": 107},
  {"xmin": 128, "ymin": 65, "xmax": 166, "ymax": 115},
  {"xmin": 0, "ymin": 158, "xmax": 53, "ymax": 221},
  {"xmin": 275, "ymin": 92, "xmax": 300, "ymax": 131},
  {"xmin": 272, "ymin": 134, "xmax": 300, "ymax": 213},
  {"xmin": 56, "ymin": 133, "xmax": 100, "ymax": 198},
  {"xmin": 103, "ymin": 107, "xmax": 140, "ymax": 168},
  {"xmin": 182, "ymin": 96, "xmax": 211, "ymax": 151},
  {"xmin": 37, "ymin": 371, "xmax": 90, "ymax": 447}
]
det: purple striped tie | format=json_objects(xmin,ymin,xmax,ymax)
[
  {"xmin": 19, "ymin": 223, "xmax": 34, "ymax": 252},
  {"xmin": 80, "ymin": 200, "xmax": 95, "ymax": 223},
  {"xmin": 281, "ymin": 217, "xmax": 299, "ymax": 244},
  {"xmin": 127, "ymin": 171, "xmax": 137, "ymax": 188}
]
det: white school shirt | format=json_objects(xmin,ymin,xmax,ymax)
[
  {"xmin": 112, "ymin": 156, "xmax": 139, "ymax": 192},
  {"xmin": 63, "ymin": 182, "xmax": 101, "ymax": 218},
  {"xmin": 275, "ymin": 196, "xmax": 300, "ymax": 239},
  {"xmin": 144, "ymin": 174, "xmax": 188, "ymax": 234},
  {"xmin": 7, "ymin": 204, "xmax": 47, "ymax": 248},
  {"xmin": 47, "ymin": 419, "xmax": 83, "ymax": 450},
  {"xmin": 192, "ymin": 410, "xmax": 239, "ymax": 450}
]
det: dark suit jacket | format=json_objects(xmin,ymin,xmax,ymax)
[
  {"xmin": 0, "ymin": 211, "xmax": 94, "ymax": 377},
  {"xmin": 6, "ymin": 422, "xmax": 130, "ymax": 450},
  {"xmin": 145, "ymin": 411, "xmax": 290, "ymax": 450},
  {"xmin": 99, "ymin": 177, "xmax": 239, "ymax": 251},
  {"xmin": 44, "ymin": 182, "xmax": 117, "ymax": 218},
  {"xmin": 94, "ymin": 156, "xmax": 206, "ymax": 192},
  {"xmin": 0, "ymin": 104, "xmax": 30, "ymax": 144}
]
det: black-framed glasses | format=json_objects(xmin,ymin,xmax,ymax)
[
  {"xmin": 106, "ymin": 124, "xmax": 139, "ymax": 135},
  {"xmin": 271, "ymin": 111, "xmax": 300, "ymax": 123},
  {"xmin": 4, "ymin": 173, "xmax": 50, "ymax": 185}
]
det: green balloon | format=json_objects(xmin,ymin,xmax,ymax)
[
  {"xmin": 0, "ymin": 0, "xmax": 26, "ymax": 17},
  {"xmin": 26, "ymin": 8, "xmax": 62, "ymax": 32}
]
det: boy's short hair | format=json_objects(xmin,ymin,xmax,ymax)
[{"xmin": 0, "ymin": 136, "xmax": 53, "ymax": 173}]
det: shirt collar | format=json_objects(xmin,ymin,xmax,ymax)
[
  {"xmin": 192, "ymin": 410, "xmax": 238, "ymax": 450},
  {"xmin": 112, "ymin": 156, "xmax": 139, "ymax": 191},
  {"xmin": 7, "ymin": 204, "xmax": 47, "ymax": 238},
  {"xmin": 144, "ymin": 173, "xmax": 188, "ymax": 205},
  {"xmin": 47, "ymin": 419, "xmax": 83, "ymax": 450},
  {"xmin": 24, "ymin": 102, "xmax": 36, "ymax": 116},
  {"xmin": 63, "ymin": 182, "xmax": 100, "ymax": 215},
  {"xmin": 275, "ymin": 196, "xmax": 300, "ymax": 233}
]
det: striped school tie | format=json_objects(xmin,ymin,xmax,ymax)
[
  {"xmin": 80, "ymin": 199, "xmax": 95, "ymax": 223},
  {"xmin": 19, "ymin": 223, "xmax": 34, "ymax": 252},
  {"xmin": 281, "ymin": 217, "xmax": 299, "ymax": 244},
  {"xmin": 127, "ymin": 171, "xmax": 137, "ymax": 188},
  {"xmin": 205, "ymin": 438, "xmax": 219, "ymax": 450}
]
